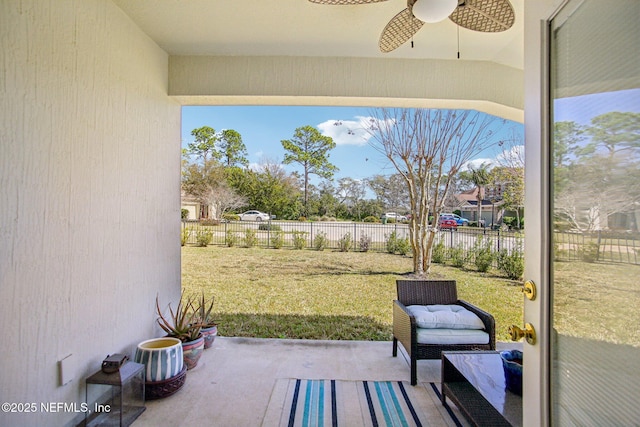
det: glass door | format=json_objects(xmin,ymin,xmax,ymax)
[{"xmin": 548, "ymin": 0, "xmax": 640, "ymax": 425}]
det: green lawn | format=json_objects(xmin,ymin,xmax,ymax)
[{"xmin": 182, "ymin": 245, "xmax": 524, "ymax": 342}]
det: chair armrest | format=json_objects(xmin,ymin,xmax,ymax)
[
  {"xmin": 457, "ymin": 299, "xmax": 496, "ymax": 349},
  {"xmin": 393, "ymin": 300, "xmax": 416, "ymax": 355}
]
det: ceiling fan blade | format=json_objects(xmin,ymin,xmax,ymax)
[
  {"xmin": 308, "ymin": 0, "xmax": 388, "ymax": 4},
  {"xmin": 379, "ymin": 8, "xmax": 424, "ymax": 53},
  {"xmin": 449, "ymin": 0, "xmax": 515, "ymax": 32}
]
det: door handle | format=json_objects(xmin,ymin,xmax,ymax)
[{"xmin": 508, "ymin": 323, "xmax": 536, "ymax": 345}]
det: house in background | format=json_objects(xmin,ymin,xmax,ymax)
[{"xmin": 181, "ymin": 191, "xmax": 211, "ymax": 221}]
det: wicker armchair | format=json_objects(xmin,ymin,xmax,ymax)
[{"xmin": 392, "ymin": 279, "xmax": 495, "ymax": 385}]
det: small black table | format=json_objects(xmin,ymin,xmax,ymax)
[{"xmin": 441, "ymin": 351, "xmax": 522, "ymax": 427}]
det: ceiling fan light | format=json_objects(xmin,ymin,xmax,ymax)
[{"xmin": 412, "ymin": 0, "xmax": 458, "ymax": 23}]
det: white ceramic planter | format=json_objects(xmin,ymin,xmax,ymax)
[{"xmin": 134, "ymin": 337, "xmax": 184, "ymax": 382}]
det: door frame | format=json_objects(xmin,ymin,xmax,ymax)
[{"xmin": 523, "ymin": 1, "xmax": 567, "ymax": 425}]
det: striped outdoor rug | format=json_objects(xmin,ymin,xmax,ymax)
[{"xmin": 262, "ymin": 379, "xmax": 462, "ymax": 427}]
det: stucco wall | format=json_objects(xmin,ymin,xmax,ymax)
[
  {"xmin": 0, "ymin": 1, "xmax": 180, "ymax": 425},
  {"xmin": 170, "ymin": 55, "xmax": 524, "ymax": 123}
]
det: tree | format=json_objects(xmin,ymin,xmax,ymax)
[
  {"xmin": 367, "ymin": 108, "xmax": 504, "ymax": 275},
  {"xmin": 281, "ymin": 125, "xmax": 338, "ymax": 215},
  {"xmin": 225, "ymin": 158, "xmax": 302, "ymax": 219},
  {"xmin": 336, "ymin": 177, "xmax": 367, "ymax": 220},
  {"xmin": 583, "ymin": 112, "xmax": 640, "ymax": 160},
  {"xmin": 188, "ymin": 126, "xmax": 220, "ymax": 165},
  {"xmin": 491, "ymin": 166, "xmax": 524, "ymax": 228},
  {"xmin": 492, "ymin": 131, "xmax": 525, "ymax": 228},
  {"xmin": 367, "ymin": 174, "xmax": 409, "ymax": 212},
  {"xmin": 218, "ymin": 129, "xmax": 249, "ymax": 168},
  {"xmin": 182, "ymin": 160, "xmax": 246, "ymax": 219},
  {"xmin": 553, "ymin": 112, "xmax": 640, "ymax": 231},
  {"xmin": 459, "ymin": 162, "xmax": 491, "ymax": 225}
]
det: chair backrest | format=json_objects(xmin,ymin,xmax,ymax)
[{"xmin": 396, "ymin": 280, "xmax": 458, "ymax": 305}]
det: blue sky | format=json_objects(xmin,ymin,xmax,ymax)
[{"xmin": 181, "ymin": 105, "xmax": 525, "ymax": 184}]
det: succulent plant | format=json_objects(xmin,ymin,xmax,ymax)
[{"xmin": 155, "ymin": 292, "xmax": 202, "ymax": 343}]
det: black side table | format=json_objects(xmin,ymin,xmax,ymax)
[
  {"xmin": 85, "ymin": 361, "xmax": 145, "ymax": 427},
  {"xmin": 441, "ymin": 351, "xmax": 522, "ymax": 427}
]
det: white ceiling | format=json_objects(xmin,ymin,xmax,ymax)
[{"xmin": 113, "ymin": 0, "xmax": 524, "ymax": 70}]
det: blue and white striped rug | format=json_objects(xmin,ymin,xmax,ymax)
[{"xmin": 263, "ymin": 379, "xmax": 462, "ymax": 427}]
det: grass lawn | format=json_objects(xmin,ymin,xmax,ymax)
[{"xmin": 182, "ymin": 245, "xmax": 524, "ymax": 342}]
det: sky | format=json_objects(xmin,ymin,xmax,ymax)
[{"xmin": 181, "ymin": 105, "xmax": 525, "ymax": 185}]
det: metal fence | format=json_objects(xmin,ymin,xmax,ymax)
[
  {"xmin": 182, "ymin": 220, "xmax": 640, "ymax": 266},
  {"xmin": 181, "ymin": 219, "xmax": 523, "ymax": 260},
  {"xmin": 554, "ymin": 230, "xmax": 640, "ymax": 265}
]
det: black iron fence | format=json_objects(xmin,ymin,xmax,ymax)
[
  {"xmin": 554, "ymin": 230, "xmax": 640, "ymax": 265},
  {"xmin": 181, "ymin": 219, "xmax": 521, "ymax": 259},
  {"xmin": 182, "ymin": 220, "xmax": 640, "ymax": 266}
]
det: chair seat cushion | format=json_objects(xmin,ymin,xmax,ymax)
[
  {"xmin": 407, "ymin": 305, "xmax": 485, "ymax": 329},
  {"xmin": 416, "ymin": 328, "xmax": 490, "ymax": 345}
]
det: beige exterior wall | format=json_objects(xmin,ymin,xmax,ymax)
[
  {"xmin": 0, "ymin": 1, "xmax": 180, "ymax": 426},
  {"xmin": 170, "ymin": 55, "xmax": 524, "ymax": 123}
]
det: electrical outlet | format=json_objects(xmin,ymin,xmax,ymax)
[{"xmin": 59, "ymin": 354, "xmax": 73, "ymax": 386}]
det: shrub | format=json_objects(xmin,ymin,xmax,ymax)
[
  {"xmin": 579, "ymin": 242, "xmax": 599, "ymax": 262},
  {"xmin": 359, "ymin": 233, "xmax": 372, "ymax": 252},
  {"xmin": 338, "ymin": 232, "xmax": 352, "ymax": 252},
  {"xmin": 181, "ymin": 227, "xmax": 191, "ymax": 246},
  {"xmin": 222, "ymin": 213, "xmax": 240, "ymax": 221},
  {"xmin": 298, "ymin": 216, "xmax": 307, "ymax": 222},
  {"xmin": 196, "ymin": 229, "xmax": 213, "ymax": 247},
  {"xmin": 292, "ymin": 231, "xmax": 307, "ymax": 250},
  {"xmin": 271, "ymin": 230, "xmax": 284, "ymax": 249},
  {"xmin": 449, "ymin": 245, "xmax": 468, "ymax": 268},
  {"xmin": 396, "ymin": 237, "xmax": 410, "ymax": 256},
  {"xmin": 497, "ymin": 248, "xmax": 524, "ymax": 280},
  {"xmin": 181, "ymin": 209, "xmax": 189, "ymax": 220},
  {"xmin": 308, "ymin": 216, "xmax": 320, "ymax": 222},
  {"xmin": 320, "ymin": 215, "xmax": 337, "ymax": 221},
  {"xmin": 472, "ymin": 236, "xmax": 494, "ymax": 273},
  {"xmin": 387, "ymin": 217, "xmax": 397, "ymax": 224},
  {"xmin": 314, "ymin": 232, "xmax": 328, "ymax": 251},
  {"xmin": 244, "ymin": 228, "xmax": 258, "ymax": 248},
  {"xmin": 225, "ymin": 230, "xmax": 239, "ymax": 247},
  {"xmin": 431, "ymin": 240, "xmax": 446, "ymax": 263},
  {"xmin": 386, "ymin": 231, "xmax": 398, "ymax": 254},
  {"xmin": 201, "ymin": 218, "xmax": 220, "ymax": 226},
  {"xmin": 363, "ymin": 216, "xmax": 381, "ymax": 223},
  {"xmin": 386, "ymin": 231, "xmax": 409, "ymax": 255},
  {"xmin": 258, "ymin": 223, "xmax": 281, "ymax": 231}
]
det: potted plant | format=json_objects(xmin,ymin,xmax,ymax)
[
  {"xmin": 156, "ymin": 293, "xmax": 204, "ymax": 370},
  {"xmin": 195, "ymin": 292, "xmax": 218, "ymax": 350}
]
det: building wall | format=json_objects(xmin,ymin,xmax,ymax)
[
  {"xmin": 170, "ymin": 55, "xmax": 524, "ymax": 123},
  {"xmin": 0, "ymin": 1, "xmax": 180, "ymax": 425}
]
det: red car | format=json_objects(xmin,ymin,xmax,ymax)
[{"xmin": 438, "ymin": 217, "xmax": 457, "ymax": 229}]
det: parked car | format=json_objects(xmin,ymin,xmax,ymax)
[
  {"xmin": 238, "ymin": 210, "xmax": 271, "ymax": 221},
  {"xmin": 381, "ymin": 212, "xmax": 407, "ymax": 221},
  {"xmin": 438, "ymin": 216, "xmax": 458, "ymax": 229},
  {"xmin": 440, "ymin": 213, "xmax": 469, "ymax": 226}
]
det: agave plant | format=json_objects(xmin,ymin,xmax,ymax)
[
  {"xmin": 194, "ymin": 292, "xmax": 217, "ymax": 328},
  {"xmin": 155, "ymin": 293, "xmax": 202, "ymax": 343}
]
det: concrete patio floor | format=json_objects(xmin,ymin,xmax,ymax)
[{"xmin": 134, "ymin": 337, "xmax": 522, "ymax": 427}]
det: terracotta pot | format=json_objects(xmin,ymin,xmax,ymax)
[
  {"xmin": 201, "ymin": 325, "xmax": 218, "ymax": 349},
  {"xmin": 134, "ymin": 337, "xmax": 184, "ymax": 382},
  {"xmin": 182, "ymin": 334, "xmax": 205, "ymax": 370}
]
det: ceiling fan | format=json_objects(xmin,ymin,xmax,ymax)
[{"xmin": 308, "ymin": 0, "xmax": 515, "ymax": 53}]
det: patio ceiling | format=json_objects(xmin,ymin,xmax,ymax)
[{"xmin": 113, "ymin": 0, "xmax": 524, "ymax": 69}]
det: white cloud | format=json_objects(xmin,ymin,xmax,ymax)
[
  {"xmin": 462, "ymin": 145, "xmax": 525, "ymax": 171},
  {"xmin": 495, "ymin": 144, "xmax": 525, "ymax": 167},
  {"xmin": 317, "ymin": 116, "xmax": 376, "ymax": 146},
  {"xmin": 462, "ymin": 158, "xmax": 495, "ymax": 171}
]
